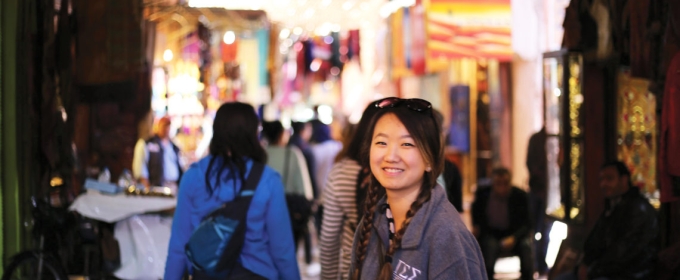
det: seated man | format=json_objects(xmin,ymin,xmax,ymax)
[
  {"xmin": 472, "ymin": 167, "xmax": 533, "ymax": 280},
  {"xmin": 559, "ymin": 161, "xmax": 659, "ymax": 280}
]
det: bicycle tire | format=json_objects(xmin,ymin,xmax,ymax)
[{"xmin": 1, "ymin": 251, "xmax": 67, "ymax": 280}]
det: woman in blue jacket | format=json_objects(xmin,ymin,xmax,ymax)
[{"xmin": 165, "ymin": 102, "xmax": 300, "ymax": 280}]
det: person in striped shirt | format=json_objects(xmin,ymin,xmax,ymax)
[{"xmin": 320, "ymin": 102, "xmax": 380, "ymax": 280}]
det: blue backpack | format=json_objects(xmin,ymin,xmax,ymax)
[{"xmin": 185, "ymin": 162, "xmax": 265, "ymax": 278}]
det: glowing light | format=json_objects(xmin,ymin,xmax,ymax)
[
  {"xmin": 371, "ymin": 70, "xmax": 384, "ymax": 85},
  {"xmin": 293, "ymin": 27, "xmax": 303, "ymax": 35},
  {"xmin": 379, "ymin": 0, "xmax": 415, "ymax": 18},
  {"xmin": 342, "ymin": 1, "xmax": 355, "ymax": 10},
  {"xmin": 324, "ymin": 36, "xmax": 334, "ymax": 44},
  {"xmin": 349, "ymin": 109, "xmax": 362, "ymax": 124},
  {"xmin": 304, "ymin": 8, "xmax": 315, "ymax": 18},
  {"xmin": 350, "ymin": 10, "xmax": 361, "ymax": 18},
  {"xmin": 294, "ymin": 42, "xmax": 304, "ymax": 52},
  {"xmin": 279, "ymin": 29, "xmax": 291, "ymax": 39},
  {"xmin": 330, "ymin": 67, "xmax": 340, "ymax": 76},
  {"xmin": 163, "ymin": 49, "xmax": 173, "ymax": 62},
  {"xmin": 286, "ymin": 61, "xmax": 297, "ymax": 80},
  {"xmin": 279, "ymin": 44, "xmax": 289, "ymax": 54},
  {"xmin": 318, "ymin": 105, "xmax": 333, "ymax": 125},
  {"xmin": 275, "ymin": 0, "xmax": 291, "ymax": 7},
  {"xmin": 546, "ymin": 221, "xmax": 568, "ymax": 268},
  {"xmin": 315, "ymin": 24, "xmax": 331, "ymax": 36},
  {"xmin": 223, "ymin": 31, "xmax": 236, "ymax": 44},
  {"xmin": 302, "ymin": 108, "xmax": 315, "ymax": 121},
  {"xmin": 549, "ymin": 221, "xmax": 568, "ymax": 240},
  {"xmin": 554, "ymin": 88, "xmax": 561, "ymax": 97},
  {"xmin": 60, "ymin": 107, "xmax": 67, "ymax": 122},
  {"xmin": 310, "ymin": 58, "xmax": 322, "ymax": 72},
  {"xmin": 574, "ymin": 93, "xmax": 584, "ymax": 104}
]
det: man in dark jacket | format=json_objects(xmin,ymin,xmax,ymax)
[
  {"xmin": 578, "ymin": 161, "xmax": 659, "ymax": 280},
  {"xmin": 472, "ymin": 167, "xmax": 533, "ymax": 280},
  {"xmin": 136, "ymin": 116, "xmax": 183, "ymax": 189}
]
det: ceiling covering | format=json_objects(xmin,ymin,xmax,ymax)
[{"xmin": 187, "ymin": 0, "xmax": 391, "ymax": 33}]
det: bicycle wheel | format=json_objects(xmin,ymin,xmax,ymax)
[{"xmin": 2, "ymin": 251, "xmax": 67, "ymax": 280}]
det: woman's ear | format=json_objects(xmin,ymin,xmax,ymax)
[{"xmin": 426, "ymin": 166, "xmax": 432, "ymax": 172}]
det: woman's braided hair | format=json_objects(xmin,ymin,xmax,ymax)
[{"xmin": 352, "ymin": 105, "xmax": 444, "ymax": 280}]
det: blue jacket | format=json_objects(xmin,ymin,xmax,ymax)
[{"xmin": 165, "ymin": 156, "xmax": 300, "ymax": 280}]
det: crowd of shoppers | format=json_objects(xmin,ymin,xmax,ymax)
[{"xmin": 159, "ymin": 98, "xmax": 660, "ymax": 280}]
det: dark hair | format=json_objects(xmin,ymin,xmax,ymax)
[
  {"xmin": 310, "ymin": 119, "xmax": 332, "ymax": 143},
  {"xmin": 334, "ymin": 122, "xmax": 357, "ymax": 162},
  {"xmin": 291, "ymin": 121, "xmax": 308, "ymax": 136},
  {"xmin": 205, "ymin": 102, "xmax": 267, "ymax": 195},
  {"xmin": 601, "ymin": 160, "xmax": 633, "ymax": 187},
  {"xmin": 432, "ymin": 108, "xmax": 444, "ymax": 128},
  {"xmin": 336, "ymin": 102, "xmax": 381, "ymax": 162},
  {"xmin": 261, "ymin": 121, "xmax": 285, "ymax": 145},
  {"xmin": 353, "ymin": 104, "xmax": 444, "ymax": 280},
  {"xmin": 491, "ymin": 167, "xmax": 511, "ymax": 179}
]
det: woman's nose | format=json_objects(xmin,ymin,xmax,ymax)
[{"xmin": 384, "ymin": 144, "xmax": 400, "ymax": 162}]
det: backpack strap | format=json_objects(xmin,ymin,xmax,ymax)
[
  {"xmin": 205, "ymin": 161, "xmax": 265, "ymax": 221},
  {"xmin": 283, "ymin": 147, "xmax": 291, "ymax": 190},
  {"xmin": 239, "ymin": 161, "xmax": 265, "ymax": 197}
]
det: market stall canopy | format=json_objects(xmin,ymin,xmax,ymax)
[
  {"xmin": 146, "ymin": 5, "xmax": 269, "ymax": 42},
  {"xmin": 187, "ymin": 0, "xmax": 397, "ymax": 34}
]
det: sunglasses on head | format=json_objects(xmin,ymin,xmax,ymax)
[{"xmin": 374, "ymin": 97, "xmax": 433, "ymax": 114}]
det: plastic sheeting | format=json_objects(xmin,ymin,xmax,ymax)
[
  {"xmin": 69, "ymin": 190, "xmax": 177, "ymax": 279},
  {"xmin": 114, "ymin": 214, "xmax": 173, "ymax": 280},
  {"xmin": 69, "ymin": 189, "xmax": 176, "ymax": 223}
]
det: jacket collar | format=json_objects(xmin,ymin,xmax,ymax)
[{"xmin": 375, "ymin": 185, "xmax": 446, "ymax": 250}]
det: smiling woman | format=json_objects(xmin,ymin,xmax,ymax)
[
  {"xmin": 370, "ymin": 113, "xmax": 429, "ymax": 206},
  {"xmin": 349, "ymin": 98, "xmax": 487, "ymax": 280}
]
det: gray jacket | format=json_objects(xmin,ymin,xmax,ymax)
[{"xmin": 350, "ymin": 186, "xmax": 487, "ymax": 280}]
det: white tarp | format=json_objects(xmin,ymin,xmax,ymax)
[
  {"xmin": 114, "ymin": 214, "xmax": 173, "ymax": 280},
  {"xmin": 69, "ymin": 189, "xmax": 176, "ymax": 223},
  {"xmin": 69, "ymin": 190, "xmax": 177, "ymax": 280}
]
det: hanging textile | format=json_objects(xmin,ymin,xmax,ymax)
[{"xmin": 660, "ymin": 53, "xmax": 680, "ymax": 203}]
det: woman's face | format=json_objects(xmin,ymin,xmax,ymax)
[{"xmin": 370, "ymin": 113, "xmax": 429, "ymax": 194}]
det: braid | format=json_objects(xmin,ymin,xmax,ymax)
[
  {"xmin": 377, "ymin": 176, "xmax": 435, "ymax": 280},
  {"xmin": 353, "ymin": 178, "xmax": 383, "ymax": 280}
]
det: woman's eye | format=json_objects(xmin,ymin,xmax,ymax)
[
  {"xmin": 402, "ymin": 142, "xmax": 415, "ymax": 147},
  {"xmin": 374, "ymin": 141, "xmax": 386, "ymax": 146}
]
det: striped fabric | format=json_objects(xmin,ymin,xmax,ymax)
[{"xmin": 320, "ymin": 158, "xmax": 362, "ymax": 280}]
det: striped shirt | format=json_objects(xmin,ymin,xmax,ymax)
[{"xmin": 320, "ymin": 158, "xmax": 362, "ymax": 280}]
